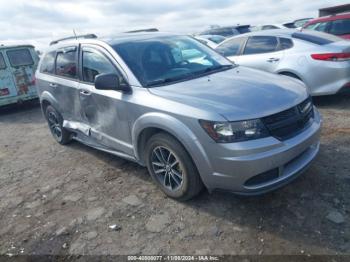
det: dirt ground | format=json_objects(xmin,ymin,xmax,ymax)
[{"xmin": 0, "ymin": 95, "xmax": 349, "ymax": 256}]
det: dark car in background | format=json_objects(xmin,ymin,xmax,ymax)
[
  {"xmin": 199, "ymin": 25, "xmax": 251, "ymax": 37},
  {"xmin": 283, "ymin": 18, "xmax": 313, "ymax": 29},
  {"xmin": 303, "ymin": 13, "xmax": 350, "ymax": 40}
]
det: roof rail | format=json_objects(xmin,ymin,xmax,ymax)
[
  {"xmin": 50, "ymin": 34, "xmax": 98, "ymax": 45},
  {"xmin": 124, "ymin": 28, "xmax": 159, "ymax": 33}
]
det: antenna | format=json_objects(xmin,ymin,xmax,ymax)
[{"xmin": 73, "ymin": 29, "xmax": 77, "ymax": 40}]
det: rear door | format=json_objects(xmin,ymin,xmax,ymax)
[
  {"xmin": 0, "ymin": 51, "xmax": 17, "ymax": 103},
  {"xmin": 6, "ymin": 47, "xmax": 38, "ymax": 98},
  {"xmin": 234, "ymin": 36, "xmax": 284, "ymax": 72},
  {"xmin": 53, "ymin": 46, "xmax": 81, "ymax": 121}
]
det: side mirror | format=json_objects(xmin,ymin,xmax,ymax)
[{"xmin": 95, "ymin": 73, "xmax": 131, "ymax": 93}]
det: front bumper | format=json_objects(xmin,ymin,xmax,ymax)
[{"xmin": 200, "ymin": 107, "xmax": 322, "ymax": 195}]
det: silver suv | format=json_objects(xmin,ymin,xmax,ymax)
[{"xmin": 36, "ymin": 33, "xmax": 322, "ymax": 200}]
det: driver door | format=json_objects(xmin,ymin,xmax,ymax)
[{"xmin": 78, "ymin": 45, "xmax": 132, "ymax": 155}]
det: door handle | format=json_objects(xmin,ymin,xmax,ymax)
[
  {"xmin": 49, "ymin": 83, "xmax": 58, "ymax": 88},
  {"xmin": 80, "ymin": 90, "xmax": 91, "ymax": 96},
  {"xmin": 267, "ymin": 58, "xmax": 280, "ymax": 62}
]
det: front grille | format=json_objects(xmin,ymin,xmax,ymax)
[{"xmin": 262, "ymin": 97, "xmax": 314, "ymax": 140}]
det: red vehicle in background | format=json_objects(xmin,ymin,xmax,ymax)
[{"xmin": 303, "ymin": 13, "xmax": 350, "ymax": 40}]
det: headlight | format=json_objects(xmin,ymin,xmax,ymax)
[{"xmin": 199, "ymin": 119, "xmax": 269, "ymax": 143}]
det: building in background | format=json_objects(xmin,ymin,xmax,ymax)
[{"xmin": 319, "ymin": 4, "xmax": 350, "ymax": 17}]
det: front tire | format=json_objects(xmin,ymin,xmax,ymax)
[
  {"xmin": 145, "ymin": 132, "xmax": 203, "ymax": 201},
  {"xmin": 45, "ymin": 105, "xmax": 71, "ymax": 145}
]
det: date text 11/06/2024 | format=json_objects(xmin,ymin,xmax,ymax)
[{"xmin": 127, "ymin": 255, "xmax": 220, "ymax": 261}]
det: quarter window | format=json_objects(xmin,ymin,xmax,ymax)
[
  {"xmin": 55, "ymin": 48, "xmax": 77, "ymax": 79},
  {"xmin": 243, "ymin": 36, "xmax": 278, "ymax": 55},
  {"xmin": 279, "ymin": 38, "xmax": 293, "ymax": 50},
  {"xmin": 216, "ymin": 38, "xmax": 245, "ymax": 56},
  {"xmin": 82, "ymin": 49, "xmax": 118, "ymax": 83},
  {"xmin": 0, "ymin": 53, "xmax": 6, "ymax": 69},
  {"xmin": 40, "ymin": 51, "xmax": 56, "ymax": 74},
  {"xmin": 6, "ymin": 49, "xmax": 34, "ymax": 67}
]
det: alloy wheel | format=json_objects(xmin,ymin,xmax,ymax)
[
  {"xmin": 47, "ymin": 111, "xmax": 62, "ymax": 140},
  {"xmin": 151, "ymin": 146, "xmax": 184, "ymax": 191}
]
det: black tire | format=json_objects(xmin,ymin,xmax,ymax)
[
  {"xmin": 45, "ymin": 105, "xmax": 71, "ymax": 145},
  {"xmin": 145, "ymin": 132, "xmax": 204, "ymax": 201}
]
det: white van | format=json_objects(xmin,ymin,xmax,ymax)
[{"xmin": 0, "ymin": 45, "xmax": 39, "ymax": 106}]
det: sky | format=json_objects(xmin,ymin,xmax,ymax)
[{"xmin": 0, "ymin": 0, "xmax": 348, "ymax": 50}]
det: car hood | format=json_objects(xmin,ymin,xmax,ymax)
[{"xmin": 148, "ymin": 66, "xmax": 308, "ymax": 121}]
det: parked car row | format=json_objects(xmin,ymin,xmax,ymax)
[
  {"xmin": 251, "ymin": 18, "xmax": 314, "ymax": 31},
  {"xmin": 250, "ymin": 12, "xmax": 350, "ymax": 40},
  {"xmin": 198, "ymin": 25, "xmax": 251, "ymax": 38},
  {"xmin": 303, "ymin": 13, "xmax": 350, "ymax": 40},
  {"xmin": 215, "ymin": 29, "xmax": 350, "ymax": 96}
]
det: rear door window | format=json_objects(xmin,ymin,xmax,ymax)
[
  {"xmin": 6, "ymin": 49, "xmax": 34, "ymax": 67},
  {"xmin": 0, "ymin": 53, "xmax": 6, "ymax": 69},
  {"xmin": 243, "ymin": 36, "xmax": 278, "ymax": 55},
  {"xmin": 279, "ymin": 38, "xmax": 294, "ymax": 50},
  {"xmin": 329, "ymin": 19, "xmax": 350, "ymax": 36},
  {"xmin": 40, "ymin": 51, "xmax": 56, "ymax": 74},
  {"xmin": 55, "ymin": 47, "xmax": 77, "ymax": 79},
  {"xmin": 216, "ymin": 37, "xmax": 246, "ymax": 56}
]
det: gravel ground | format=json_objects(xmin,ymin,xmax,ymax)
[{"xmin": 0, "ymin": 95, "xmax": 349, "ymax": 256}]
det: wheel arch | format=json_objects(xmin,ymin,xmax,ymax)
[
  {"xmin": 277, "ymin": 70, "xmax": 305, "ymax": 83},
  {"xmin": 40, "ymin": 91, "xmax": 60, "ymax": 115},
  {"xmin": 132, "ymin": 113, "xmax": 212, "ymax": 187}
]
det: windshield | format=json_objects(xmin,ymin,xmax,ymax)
[{"xmin": 112, "ymin": 35, "xmax": 233, "ymax": 87}]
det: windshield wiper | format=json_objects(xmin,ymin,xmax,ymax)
[
  {"xmin": 145, "ymin": 72, "xmax": 194, "ymax": 87},
  {"xmin": 193, "ymin": 64, "xmax": 234, "ymax": 77},
  {"xmin": 145, "ymin": 65, "xmax": 234, "ymax": 87}
]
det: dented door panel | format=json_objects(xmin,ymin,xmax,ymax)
[
  {"xmin": 77, "ymin": 45, "xmax": 133, "ymax": 155},
  {"xmin": 78, "ymin": 82, "xmax": 133, "ymax": 155}
]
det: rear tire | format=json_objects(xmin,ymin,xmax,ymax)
[
  {"xmin": 45, "ymin": 105, "xmax": 71, "ymax": 145},
  {"xmin": 145, "ymin": 132, "xmax": 204, "ymax": 201}
]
